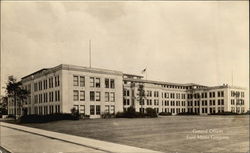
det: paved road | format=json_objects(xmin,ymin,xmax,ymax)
[{"xmin": 1, "ymin": 126, "xmax": 106, "ymax": 153}]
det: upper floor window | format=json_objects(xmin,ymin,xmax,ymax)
[
  {"xmin": 110, "ymin": 92, "xmax": 115, "ymax": 102},
  {"xmin": 110, "ymin": 79, "xmax": 115, "ymax": 89},
  {"xmin": 90, "ymin": 77, "xmax": 95, "ymax": 87},
  {"xmin": 105, "ymin": 92, "xmax": 109, "ymax": 102},
  {"xmin": 96, "ymin": 91, "xmax": 101, "ymax": 101},
  {"xmin": 73, "ymin": 90, "xmax": 79, "ymax": 101},
  {"xmin": 96, "ymin": 78, "xmax": 101, "ymax": 88},
  {"xmin": 80, "ymin": 76, "xmax": 85, "ymax": 87},
  {"xmin": 43, "ymin": 80, "xmax": 47, "ymax": 89},
  {"xmin": 34, "ymin": 83, "xmax": 38, "ymax": 92},
  {"xmin": 90, "ymin": 91, "xmax": 95, "ymax": 101},
  {"xmin": 55, "ymin": 76, "xmax": 60, "ymax": 87},
  {"xmin": 80, "ymin": 91, "xmax": 85, "ymax": 101},
  {"xmin": 105, "ymin": 79, "xmax": 109, "ymax": 88},
  {"xmin": 73, "ymin": 76, "xmax": 79, "ymax": 86}
]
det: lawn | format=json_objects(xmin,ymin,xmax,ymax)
[{"xmin": 23, "ymin": 115, "xmax": 249, "ymax": 153}]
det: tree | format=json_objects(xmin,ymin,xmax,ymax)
[
  {"xmin": 5, "ymin": 76, "xmax": 29, "ymax": 117},
  {"xmin": 0, "ymin": 96, "xmax": 8, "ymax": 115},
  {"xmin": 137, "ymin": 83, "xmax": 146, "ymax": 113}
]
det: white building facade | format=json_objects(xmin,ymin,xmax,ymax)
[
  {"xmin": 123, "ymin": 74, "xmax": 247, "ymax": 115},
  {"xmin": 8, "ymin": 64, "xmax": 123, "ymax": 118},
  {"xmin": 8, "ymin": 64, "xmax": 247, "ymax": 117}
]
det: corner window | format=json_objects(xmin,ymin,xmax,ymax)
[{"xmin": 110, "ymin": 79, "xmax": 115, "ymax": 88}]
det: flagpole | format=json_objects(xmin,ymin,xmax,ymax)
[
  {"xmin": 89, "ymin": 39, "xmax": 92, "ymax": 68},
  {"xmin": 146, "ymin": 66, "xmax": 147, "ymax": 80}
]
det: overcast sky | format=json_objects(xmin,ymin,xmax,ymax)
[{"xmin": 1, "ymin": 1, "xmax": 249, "ymax": 95}]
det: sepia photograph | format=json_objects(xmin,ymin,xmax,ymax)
[{"xmin": 0, "ymin": 1, "xmax": 249, "ymax": 153}]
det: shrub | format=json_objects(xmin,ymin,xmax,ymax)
[
  {"xmin": 115, "ymin": 112, "xmax": 125, "ymax": 118},
  {"xmin": 7, "ymin": 114, "xmax": 16, "ymax": 119},
  {"xmin": 145, "ymin": 108, "xmax": 157, "ymax": 118},
  {"xmin": 71, "ymin": 107, "xmax": 80, "ymax": 120},
  {"xmin": 177, "ymin": 112, "xmax": 198, "ymax": 115},
  {"xmin": 101, "ymin": 112, "xmax": 115, "ymax": 119},
  {"xmin": 209, "ymin": 111, "xmax": 240, "ymax": 115},
  {"xmin": 158, "ymin": 112, "xmax": 172, "ymax": 116},
  {"xmin": 115, "ymin": 107, "xmax": 158, "ymax": 118},
  {"xmin": 19, "ymin": 113, "xmax": 79, "ymax": 123}
]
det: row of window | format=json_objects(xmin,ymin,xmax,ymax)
[
  {"xmin": 34, "ymin": 90, "xmax": 60, "ymax": 103},
  {"xmin": 231, "ymin": 107, "xmax": 245, "ymax": 113},
  {"xmin": 231, "ymin": 99, "xmax": 244, "ymax": 105},
  {"xmin": 34, "ymin": 105, "xmax": 61, "ymax": 115},
  {"xmin": 73, "ymin": 90, "xmax": 115, "ymax": 102},
  {"xmin": 231, "ymin": 91, "xmax": 244, "ymax": 98},
  {"xmin": 34, "ymin": 76, "xmax": 60, "ymax": 92},
  {"xmin": 187, "ymin": 91, "xmax": 224, "ymax": 99},
  {"xmin": 73, "ymin": 75, "xmax": 115, "ymax": 89},
  {"xmin": 187, "ymin": 99, "xmax": 224, "ymax": 106}
]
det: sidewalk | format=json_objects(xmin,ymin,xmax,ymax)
[{"xmin": 1, "ymin": 122, "xmax": 163, "ymax": 153}]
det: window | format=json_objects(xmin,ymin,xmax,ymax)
[
  {"xmin": 96, "ymin": 78, "xmax": 100, "ymax": 88},
  {"xmin": 80, "ymin": 76, "xmax": 85, "ymax": 87},
  {"xmin": 218, "ymin": 91, "xmax": 221, "ymax": 97},
  {"xmin": 96, "ymin": 92, "xmax": 101, "ymax": 101},
  {"xmin": 50, "ymin": 92, "xmax": 54, "ymax": 102},
  {"xmin": 110, "ymin": 105, "xmax": 115, "ymax": 114},
  {"xmin": 105, "ymin": 105, "xmax": 109, "ymax": 113},
  {"xmin": 96, "ymin": 105, "xmax": 101, "ymax": 115},
  {"xmin": 57, "ymin": 76, "xmax": 60, "ymax": 86},
  {"xmin": 105, "ymin": 92, "xmax": 109, "ymax": 102},
  {"xmin": 55, "ymin": 91, "xmax": 58, "ymax": 101},
  {"xmin": 74, "ymin": 105, "xmax": 79, "ymax": 111},
  {"xmin": 90, "ymin": 77, "xmax": 95, "ymax": 87},
  {"xmin": 43, "ymin": 80, "xmax": 47, "ymax": 89},
  {"xmin": 80, "ymin": 91, "xmax": 85, "ymax": 101},
  {"xmin": 90, "ymin": 91, "xmax": 95, "ymax": 101},
  {"xmin": 73, "ymin": 76, "xmax": 78, "ymax": 86},
  {"xmin": 50, "ymin": 77, "xmax": 54, "ymax": 88},
  {"xmin": 58, "ymin": 91, "xmax": 60, "ymax": 101},
  {"xmin": 105, "ymin": 78, "xmax": 109, "ymax": 88},
  {"xmin": 34, "ymin": 83, "xmax": 38, "ymax": 92},
  {"xmin": 90, "ymin": 105, "xmax": 95, "ymax": 115},
  {"xmin": 221, "ymin": 99, "xmax": 224, "ymax": 105},
  {"xmin": 110, "ymin": 92, "xmax": 115, "ymax": 102},
  {"xmin": 79, "ymin": 105, "xmax": 85, "ymax": 114},
  {"xmin": 110, "ymin": 79, "xmax": 115, "ymax": 88},
  {"xmin": 73, "ymin": 90, "xmax": 79, "ymax": 101}
]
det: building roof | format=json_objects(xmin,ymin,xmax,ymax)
[
  {"xmin": 123, "ymin": 78, "xmax": 207, "ymax": 88},
  {"xmin": 21, "ymin": 64, "xmax": 123, "ymax": 81}
]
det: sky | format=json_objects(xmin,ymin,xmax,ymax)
[{"xmin": 1, "ymin": 1, "xmax": 249, "ymax": 96}]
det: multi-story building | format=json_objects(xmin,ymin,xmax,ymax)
[
  {"xmin": 8, "ymin": 64, "xmax": 123, "ymax": 118},
  {"xmin": 7, "ymin": 64, "xmax": 247, "ymax": 117},
  {"xmin": 123, "ymin": 74, "xmax": 247, "ymax": 115}
]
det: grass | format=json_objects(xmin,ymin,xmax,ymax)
[{"xmin": 22, "ymin": 115, "xmax": 249, "ymax": 153}]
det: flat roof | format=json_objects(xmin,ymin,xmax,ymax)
[
  {"xmin": 123, "ymin": 78, "xmax": 207, "ymax": 87},
  {"xmin": 21, "ymin": 64, "xmax": 123, "ymax": 80}
]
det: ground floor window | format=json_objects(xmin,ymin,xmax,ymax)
[
  {"xmin": 96, "ymin": 105, "xmax": 101, "ymax": 115},
  {"xmin": 79, "ymin": 105, "xmax": 85, "ymax": 114},
  {"xmin": 90, "ymin": 105, "xmax": 95, "ymax": 115}
]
